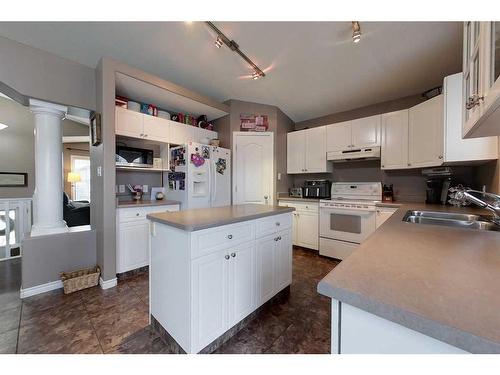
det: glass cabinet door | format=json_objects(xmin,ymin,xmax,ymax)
[
  {"xmin": 490, "ymin": 22, "xmax": 500, "ymax": 88},
  {"xmin": 463, "ymin": 22, "xmax": 482, "ymax": 122}
]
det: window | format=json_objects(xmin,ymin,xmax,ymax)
[{"xmin": 71, "ymin": 155, "xmax": 91, "ymax": 202}]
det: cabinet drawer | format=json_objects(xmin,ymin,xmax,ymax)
[
  {"xmin": 255, "ymin": 213, "xmax": 292, "ymax": 238},
  {"xmin": 278, "ymin": 200, "xmax": 318, "ymax": 213},
  {"xmin": 118, "ymin": 204, "xmax": 180, "ymax": 223},
  {"xmin": 191, "ymin": 221, "xmax": 255, "ymax": 259}
]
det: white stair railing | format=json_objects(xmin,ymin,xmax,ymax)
[{"xmin": 0, "ymin": 198, "xmax": 32, "ymax": 261}]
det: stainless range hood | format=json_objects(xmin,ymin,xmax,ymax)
[{"xmin": 327, "ymin": 146, "xmax": 381, "ymax": 162}]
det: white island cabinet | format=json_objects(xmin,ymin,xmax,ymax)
[{"xmin": 147, "ymin": 204, "xmax": 294, "ymax": 354}]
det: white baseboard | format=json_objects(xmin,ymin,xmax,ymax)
[
  {"xmin": 99, "ymin": 277, "xmax": 117, "ymax": 290},
  {"xmin": 20, "ymin": 280, "xmax": 63, "ymax": 299}
]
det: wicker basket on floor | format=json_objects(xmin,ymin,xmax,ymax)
[{"xmin": 60, "ymin": 266, "xmax": 101, "ymax": 294}]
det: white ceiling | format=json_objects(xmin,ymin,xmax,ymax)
[{"xmin": 0, "ymin": 22, "xmax": 462, "ymax": 122}]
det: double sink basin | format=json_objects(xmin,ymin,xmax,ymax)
[{"xmin": 403, "ymin": 210, "xmax": 500, "ymax": 232}]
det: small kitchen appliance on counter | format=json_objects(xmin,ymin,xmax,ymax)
[
  {"xmin": 302, "ymin": 180, "xmax": 331, "ymax": 199},
  {"xmin": 319, "ymin": 182, "xmax": 382, "ymax": 260},
  {"xmin": 289, "ymin": 187, "xmax": 302, "ymax": 198}
]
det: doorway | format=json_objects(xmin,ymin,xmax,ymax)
[{"xmin": 233, "ymin": 132, "xmax": 274, "ymax": 205}]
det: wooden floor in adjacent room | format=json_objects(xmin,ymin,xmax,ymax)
[{"xmin": 0, "ymin": 247, "xmax": 338, "ymax": 354}]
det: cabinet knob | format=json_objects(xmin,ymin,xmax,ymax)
[
  {"xmin": 136, "ymin": 213, "xmax": 140, "ymax": 216},
  {"xmin": 227, "ymin": 234, "xmax": 233, "ymax": 239},
  {"xmin": 140, "ymin": 133, "xmax": 144, "ymax": 137},
  {"xmin": 438, "ymin": 155, "xmax": 443, "ymax": 159},
  {"xmin": 466, "ymin": 94, "xmax": 484, "ymax": 110},
  {"xmin": 274, "ymin": 237, "xmax": 279, "ymax": 241},
  {"xmin": 225, "ymin": 255, "xmax": 230, "ymax": 260},
  {"xmin": 231, "ymin": 252, "xmax": 236, "ymax": 258},
  {"xmin": 381, "ymin": 165, "xmax": 385, "ymax": 168},
  {"xmin": 407, "ymin": 163, "xmax": 411, "ymax": 166},
  {"xmin": 276, "ymin": 222, "xmax": 280, "ymax": 226}
]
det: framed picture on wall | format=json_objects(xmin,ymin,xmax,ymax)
[
  {"xmin": 90, "ymin": 112, "xmax": 102, "ymax": 146},
  {"xmin": 0, "ymin": 172, "xmax": 28, "ymax": 187}
]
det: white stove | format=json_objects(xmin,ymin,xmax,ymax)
[{"xmin": 319, "ymin": 182, "xmax": 382, "ymax": 260}]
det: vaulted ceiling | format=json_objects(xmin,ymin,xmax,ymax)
[{"xmin": 0, "ymin": 22, "xmax": 462, "ymax": 122}]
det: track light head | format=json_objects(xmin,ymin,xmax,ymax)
[
  {"xmin": 215, "ymin": 36, "xmax": 223, "ymax": 48},
  {"xmin": 252, "ymin": 71, "xmax": 262, "ymax": 80},
  {"xmin": 352, "ymin": 21, "xmax": 361, "ymax": 43}
]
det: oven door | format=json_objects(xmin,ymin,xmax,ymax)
[{"xmin": 320, "ymin": 207, "xmax": 376, "ymax": 244}]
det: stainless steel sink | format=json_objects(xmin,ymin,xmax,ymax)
[{"xmin": 402, "ymin": 210, "xmax": 500, "ymax": 232}]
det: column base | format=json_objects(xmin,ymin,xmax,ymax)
[{"xmin": 30, "ymin": 222, "xmax": 69, "ymax": 237}]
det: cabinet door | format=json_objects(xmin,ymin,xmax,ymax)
[
  {"xmin": 228, "ymin": 242, "xmax": 255, "ymax": 327},
  {"xmin": 326, "ymin": 121, "xmax": 352, "ymax": 152},
  {"xmin": 375, "ymin": 208, "xmax": 397, "ymax": 229},
  {"xmin": 255, "ymin": 234, "xmax": 276, "ymax": 306},
  {"xmin": 117, "ymin": 221, "xmax": 149, "ymax": 273},
  {"xmin": 287, "ymin": 131, "xmax": 306, "ymax": 173},
  {"xmin": 275, "ymin": 229, "xmax": 292, "ymax": 292},
  {"xmin": 381, "ymin": 110, "xmax": 409, "ymax": 170},
  {"xmin": 143, "ymin": 115, "xmax": 170, "ymax": 143},
  {"xmin": 169, "ymin": 121, "xmax": 192, "ymax": 145},
  {"xmin": 351, "ymin": 115, "xmax": 381, "ymax": 148},
  {"xmin": 305, "ymin": 126, "xmax": 328, "ymax": 173},
  {"xmin": 408, "ymin": 95, "xmax": 444, "ymax": 168},
  {"xmin": 296, "ymin": 211, "xmax": 319, "ymax": 250},
  {"xmin": 115, "ymin": 107, "xmax": 144, "ymax": 138},
  {"xmin": 292, "ymin": 212, "xmax": 299, "ymax": 245},
  {"xmin": 191, "ymin": 250, "xmax": 229, "ymax": 351}
]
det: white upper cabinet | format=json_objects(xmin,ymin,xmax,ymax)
[
  {"xmin": 350, "ymin": 115, "xmax": 381, "ymax": 148},
  {"xmin": 169, "ymin": 120, "xmax": 193, "ymax": 145},
  {"xmin": 408, "ymin": 95, "xmax": 444, "ymax": 168},
  {"xmin": 326, "ymin": 121, "xmax": 352, "ymax": 152},
  {"xmin": 381, "ymin": 109, "xmax": 409, "ymax": 170},
  {"xmin": 115, "ymin": 106, "xmax": 143, "ymax": 137},
  {"xmin": 287, "ymin": 128, "xmax": 331, "ymax": 174},
  {"xmin": 143, "ymin": 114, "xmax": 170, "ymax": 143},
  {"xmin": 444, "ymin": 73, "xmax": 497, "ymax": 163},
  {"xmin": 463, "ymin": 21, "xmax": 500, "ymax": 138}
]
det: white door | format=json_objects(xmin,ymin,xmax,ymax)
[
  {"xmin": 115, "ymin": 107, "xmax": 143, "ymax": 138},
  {"xmin": 305, "ymin": 126, "xmax": 327, "ymax": 173},
  {"xmin": 275, "ymin": 229, "xmax": 292, "ymax": 292},
  {"xmin": 191, "ymin": 249, "xmax": 229, "ymax": 351},
  {"xmin": 326, "ymin": 121, "xmax": 352, "ymax": 152},
  {"xmin": 296, "ymin": 211, "xmax": 319, "ymax": 250},
  {"xmin": 408, "ymin": 95, "xmax": 444, "ymax": 168},
  {"xmin": 117, "ymin": 221, "xmax": 149, "ymax": 273},
  {"xmin": 351, "ymin": 115, "xmax": 381, "ymax": 148},
  {"xmin": 255, "ymin": 234, "xmax": 276, "ymax": 306},
  {"xmin": 381, "ymin": 110, "xmax": 409, "ymax": 170},
  {"xmin": 287, "ymin": 131, "xmax": 306, "ymax": 173},
  {"xmin": 210, "ymin": 147, "xmax": 231, "ymax": 207},
  {"xmin": 228, "ymin": 242, "xmax": 255, "ymax": 327},
  {"xmin": 233, "ymin": 132, "xmax": 274, "ymax": 205},
  {"xmin": 143, "ymin": 115, "xmax": 169, "ymax": 143}
]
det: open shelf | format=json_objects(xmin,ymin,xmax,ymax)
[{"xmin": 116, "ymin": 166, "xmax": 170, "ymax": 173}]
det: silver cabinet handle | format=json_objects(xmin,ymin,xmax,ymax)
[
  {"xmin": 407, "ymin": 163, "xmax": 411, "ymax": 166},
  {"xmin": 136, "ymin": 213, "xmax": 140, "ymax": 216},
  {"xmin": 140, "ymin": 133, "xmax": 144, "ymax": 137},
  {"xmin": 438, "ymin": 155, "xmax": 443, "ymax": 159},
  {"xmin": 278, "ymin": 236, "xmax": 282, "ymax": 240},
  {"xmin": 466, "ymin": 94, "xmax": 484, "ymax": 110},
  {"xmin": 227, "ymin": 234, "xmax": 233, "ymax": 239},
  {"xmin": 276, "ymin": 222, "xmax": 280, "ymax": 226},
  {"xmin": 225, "ymin": 255, "xmax": 230, "ymax": 260},
  {"xmin": 274, "ymin": 237, "xmax": 279, "ymax": 241},
  {"xmin": 231, "ymin": 252, "xmax": 236, "ymax": 257}
]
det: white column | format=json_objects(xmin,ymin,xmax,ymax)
[{"xmin": 29, "ymin": 99, "xmax": 69, "ymax": 237}]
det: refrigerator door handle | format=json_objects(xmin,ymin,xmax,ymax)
[{"xmin": 213, "ymin": 159, "xmax": 217, "ymax": 205}]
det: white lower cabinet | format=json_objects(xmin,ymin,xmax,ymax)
[
  {"xmin": 279, "ymin": 200, "xmax": 319, "ymax": 250},
  {"xmin": 116, "ymin": 204, "xmax": 179, "ymax": 273},
  {"xmin": 150, "ymin": 213, "xmax": 293, "ymax": 353}
]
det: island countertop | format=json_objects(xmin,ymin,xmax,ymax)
[
  {"xmin": 147, "ymin": 204, "xmax": 295, "ymax": 231},
  {"xmin": 117, "ymin": 199, "xmax": 181, "ymax": 208},
  {"xmin": 317, "ymin": 202, "xmax": 500, "ymax": 353}
]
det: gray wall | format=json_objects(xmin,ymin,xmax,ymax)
[
  {"xmin": 0, "ymin": 35, "xmax": 96, "ymax": 111},
  {"xmin": 21, "ymin": 228, "xmax": 97, "ymax": 289}
]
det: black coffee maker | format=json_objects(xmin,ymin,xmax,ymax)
[{"xmin": 426, "ymin": 177, "xmax": 452, "ymax": 204}]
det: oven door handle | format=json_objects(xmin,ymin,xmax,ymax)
[{"xmin": 320, "ymin": 208, "xmax": 376, "ymax": 215}]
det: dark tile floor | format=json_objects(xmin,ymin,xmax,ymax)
[{"xmin": 0, "ymin": 247, "xmax": 338, "ymax": 354}]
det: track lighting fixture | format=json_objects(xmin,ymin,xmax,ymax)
[
  {"xmin": 214, "ymin": 36, "xmax": 223, "ymax": 48},
  {"xmin": 206, "ymin": 21, "xmax": 266, "ymax": 79},
  {"xmin": 352, "ymin": 21, "xmax": 361, "ymax": 43}
]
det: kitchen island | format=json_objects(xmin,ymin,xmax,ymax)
[
  {"xmin": 318, "ymin": 202, "xmax": 500, "ymax": 354},
  {"xmin": 147, "ymin": 204, "xmax": 294, "ymax": 354}
]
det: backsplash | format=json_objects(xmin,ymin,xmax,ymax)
[{"xmin": 291, "ymin": 160, "xmax": 484, "ymax": 203}]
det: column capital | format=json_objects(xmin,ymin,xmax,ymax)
[{"xmin": 29, "ymin": 98, "xmax": 67, "ymax": 118}]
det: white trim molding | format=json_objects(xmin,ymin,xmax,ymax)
[
  {"xmin": 63, "ymin": 136, "xmax": 90, "ymax": 143},
  {"xmin": 20, "ymin": 280, "xmax": 63, "ymax": 299},
  {"xmin": 99, "ymin": 277, "xmax": 117, "ymax": 290}
]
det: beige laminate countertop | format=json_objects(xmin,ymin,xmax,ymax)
[
  {"xmin": 117, "ymin": 199, "xmax": 181, "ymax": 208},
  {"xmin": 317, "ymin": 202, "xmax": 500, "ymax": 353},
  {"xmin": 147, "ymin": 204, "xmax": 295, "ymax": 231}
]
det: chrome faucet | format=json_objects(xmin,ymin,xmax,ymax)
[{"xmin": 454, "ymin": 189, "xmax": 500, "ymax": 225}]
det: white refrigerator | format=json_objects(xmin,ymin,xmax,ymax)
[{"xmin": 165, "ymin": 142, "xmax": 231, "ymax": 209}]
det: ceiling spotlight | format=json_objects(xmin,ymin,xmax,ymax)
[
  {"xmin": 0, "ymin": 123, "xmax": 8, "ymax": 130},
  {"xmin": 352, "ymin": 21, "xmax": 361, "ymax": 43},
  {"xmin": 214, "ymin": 36, "xmax": 223, "ymax": 48}
]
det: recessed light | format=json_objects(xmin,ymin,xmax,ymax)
[
  {"xmin": 352, "ymin": 21, "xmax": 362, "ymax": 43},
  {"xmin": 0, "ymin": 123, "xmax": 8, "ymax": 130}
]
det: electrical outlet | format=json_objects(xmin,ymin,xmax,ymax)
[
  {"xmin": 143, "ymin": 185, "xmax": 149, "ymax": 193},
  {"xmin": 118, "ymin": 185, "xmax": 125, "ymax": 193},
  {"xmin": 97, "ymin": 166, "xmax": 102, "ymax": 177},
  {"xmin": 277, "ymin": 173, "xmax": 282, "ymax": 181}
]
